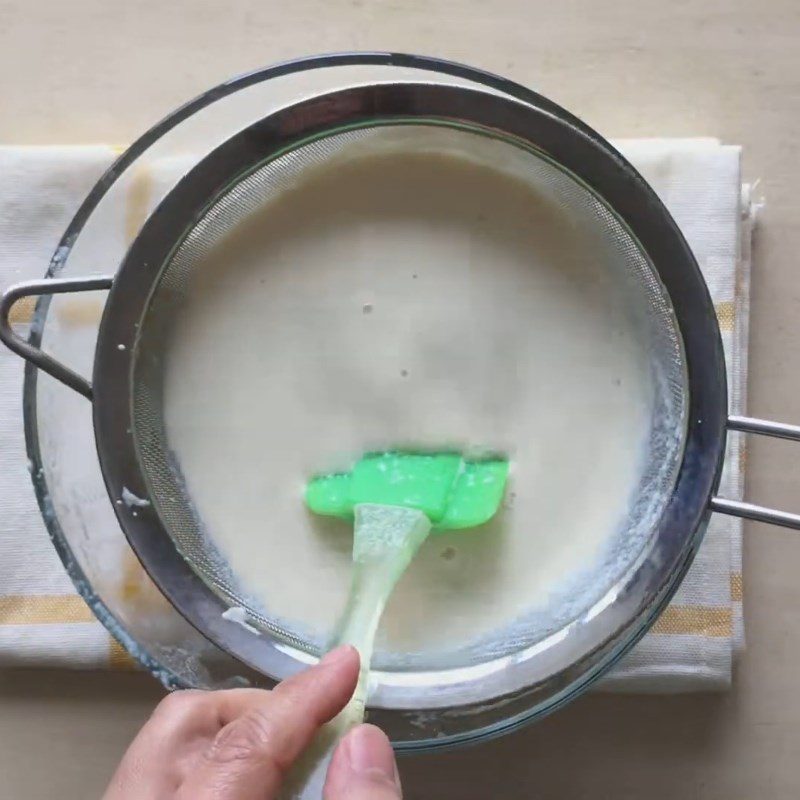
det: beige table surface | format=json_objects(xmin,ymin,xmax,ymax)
[{"xmin": 2, "ymin": 0, "xmax": 800, "ymax": 797}]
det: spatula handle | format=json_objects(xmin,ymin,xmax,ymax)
[{"xmin": 281, "ymin": 505, "xmax": 430, "ymax": 799}]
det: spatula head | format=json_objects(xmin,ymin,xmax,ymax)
[{"xmin": 306, "ymin": 452, "xmax": 509, "ymax": 531}]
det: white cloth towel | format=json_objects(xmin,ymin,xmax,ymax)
[{"xmin": 0, "ymin": 140, "xmax": 751, "ymax": 689}]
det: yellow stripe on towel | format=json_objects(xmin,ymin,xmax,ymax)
[
  {"xmin": 126, "ymin": 163, "xmax": 154, "ymax": 243},
  {"xmin": 0, "ymin": 594, "xmax": 94, "ymax": 624},
  {"xmin": 7, "ymin": 295, "xmax": 35, "ymax": 324},
  {"xmin": 651, "ymin": 605, "xmax": 732, "ymax": 638},
  {"xmin": 731, "ymin": 573, "xmax": 743, "ymax": 602},
  {"xmin": 715, "ymin": 300, "xmax": 735, "ymax": 332},
  {"xmin": 109, "ymin": 637, "xmax": 139, "ymax": 670}
]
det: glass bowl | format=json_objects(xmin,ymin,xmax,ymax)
[{"xmin": 23, "ymin": 53, "xmax": 718, "ymax": 752}]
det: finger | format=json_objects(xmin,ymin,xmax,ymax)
[
  {"xmin": 177, "ymin": 645, "xmax": 359, "ymax": 800},
  {"xmin": 211, "ymin": 646, "xmax": 358, "ymax": 728},
  {"xmin": 324, "ymin": 724, "xmax": 402, "ymax": 800},
  {"xmin": 103, "ymin": 690, "xmax": 215, "ymax": 799}
]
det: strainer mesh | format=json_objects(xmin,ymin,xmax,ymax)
[{"xmin": 133, "ymin": 123, "xmax": 687, "ymax": 656}]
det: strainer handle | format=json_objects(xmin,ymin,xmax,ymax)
[
  {"xmin": 710, "ymin": 415, "xmax": 800, "ymax": 529},
  {"xmin": 0, "ymin": 276, "xmax": 113, "ymax": 401}
]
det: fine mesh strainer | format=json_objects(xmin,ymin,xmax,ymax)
[
  {"xmin": 135, "ymin": 118, "xmax": 688, "ymax": 667},
  {"xmin": 3, "ymin": 80, "xmax": 800, "ymax": 725}
]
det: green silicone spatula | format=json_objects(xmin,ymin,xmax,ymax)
[
  {"xmin": 306, "ymin": 451, "xmax": 510, "ymax": 530},
  {"xmin": 282, "ymin": 452, "xmax": 508, "ymax": 799}
]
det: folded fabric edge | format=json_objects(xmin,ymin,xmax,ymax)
[{"xmin": 0, "ymin": 141, "xmax": 749, "ymax": 684}]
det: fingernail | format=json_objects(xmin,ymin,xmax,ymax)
[
  {"xmin": 319, "ymin": 644, "xmax": 357, "ymax": 668},
  {"xmin": 347, "ymin": 724, "xmax": 400, "ymax": 787}
]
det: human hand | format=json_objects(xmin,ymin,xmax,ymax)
[{"xmin": 102, "ymin": 645, "xmax": 401, "ymax": 799}]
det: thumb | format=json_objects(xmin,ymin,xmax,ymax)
[{"xmin": 324, "ymin": 724, "xmax": 402, "ymax": 800}]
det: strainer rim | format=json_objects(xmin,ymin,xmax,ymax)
[{"xmin": 90, "ymin": 80, "xmax": 726, "ymax": 716}]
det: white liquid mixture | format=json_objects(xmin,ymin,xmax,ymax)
[{"xmin": 162, "ymin": 130, "xmax": 655, "ymax": 663}]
